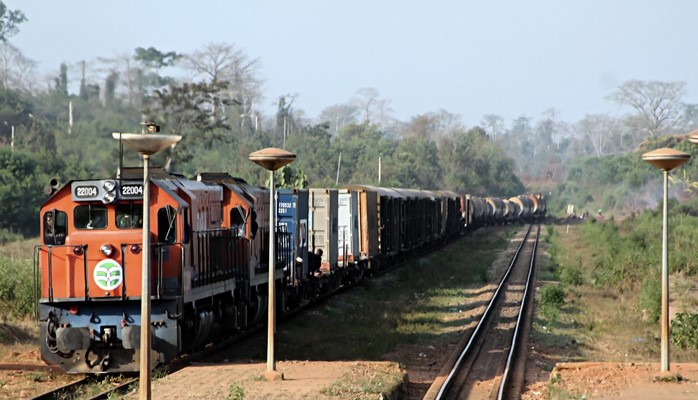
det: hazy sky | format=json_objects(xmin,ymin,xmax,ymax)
[{"xmin": 9, "ymin": 1, "xmax": 698, "ymax": 126}]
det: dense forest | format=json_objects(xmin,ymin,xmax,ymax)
[{"xmin": 3, "ymin": 4, "xmax": 698, "ymax": 237}]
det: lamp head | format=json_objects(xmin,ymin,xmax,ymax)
[
  {"xmin": 642, "ymin": 148, "xmax": 690, "ymax": 172},
  {"xmin": 249, "ymin": 148, "xmax": 296, "ymax": 171},
  {"xmin": 112, "ymin": 132, "xmax": 182, "ymax": 156}
]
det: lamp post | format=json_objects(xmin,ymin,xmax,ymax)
[
  {"xmin": 113, "ymin": 126, "xmax": 182, "ymax": 400},
  {"xmin": 642, "ymin": 147, "xmax": 690, "ymax": 372},
  {"xmin": 249, "ymin": 147, "xmax": 296, "ymax": 381}
]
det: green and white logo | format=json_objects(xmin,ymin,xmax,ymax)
[{"xmin": 93, "ymin": 259, "xmax": 123, "ymax": 290}]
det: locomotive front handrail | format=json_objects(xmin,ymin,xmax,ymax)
[
  {"xmin": 33, "ymin": 243, "xmax": 88, "ymax": 306},
  {"xmin": 81, "ymin": 245, "xmax": 89, "ymax": 300},
  {"xmin": 119, "ymin": 244, "xmax": 128, "ymax": 299}
]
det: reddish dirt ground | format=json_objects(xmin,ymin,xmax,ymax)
[
  {"xmin": 4, "ymin": 347, "xmax": 698, "ymax": 399},
  {"xmin": 522, "ymin": 362, "xmax": 698, "ymax": 399},
  {"xmin": 122, "ymin": 360, "xmax": 401, "ymax": 400}
]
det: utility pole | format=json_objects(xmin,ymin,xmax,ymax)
[{"xmin": 336, "ymin": 152, "xmax": 342, "ymax": 186}]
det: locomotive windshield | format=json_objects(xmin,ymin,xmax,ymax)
[
  {"xmin": 116, "ymin": 203, "xmax": 143, "ymax": 229},
  {"xmin": 74, "ymin": 205, "xmax": 107, "ymax": 229}
]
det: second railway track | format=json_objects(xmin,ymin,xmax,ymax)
[{"xmin": 424, "ymin": 224, "xmax": 540, "ymax": 400}]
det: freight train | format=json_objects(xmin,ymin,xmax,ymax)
[{"xmin": 34, "ymin": 152, "xmax": 545, "ymax": 374}]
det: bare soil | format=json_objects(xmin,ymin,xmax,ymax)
[
  {"xmin": 0, "ymin": 348, "xmax": 79, "ymax": 400},
  {"xmin": 120, "ymin": 360, "xmax": 402, "ymax": 400},
  {"xmin": 522, "ymin": 362, "xmax": 698, "ymax": 399}
]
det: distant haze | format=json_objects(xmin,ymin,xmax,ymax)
[{"xmin": 10, "ymin": 0, "xmax": 698, "ymax": 125}]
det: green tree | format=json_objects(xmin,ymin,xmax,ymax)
[
  {"xmin": 54, "ymin": 63, "xmax": 69, "ymax": 97},
  {"xmin": 0, "ymin": 2, "xmax": 26, "ymax": 43},
  {"xmin": 388, "ymin": 136, "xmax": 442, "ymax": 189},
  {"xmin": 0, "ymin": 86, "xmax": 32, "ymax": 143},
  {"xmin": 333, "ymin": 122, "xmax": 392, "ymax": 185},
  {"xmin": 0, "ymin": 149, "xmax": 51, "ymax": 235},
  {"xmin": 441, "ymin": 127, "xmax": 523, "ymax": 196},
  {"xmin": 133, "ymin": 46, "xmax": 181, "ymax": 100},
  {"xmin": 285, "ymin": 123, "xmax": 337, "ymax": 186}
]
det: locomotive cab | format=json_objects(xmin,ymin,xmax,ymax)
[{"xmin": 36, "ymin": 175, "xmax": 186, "ymax": 373}]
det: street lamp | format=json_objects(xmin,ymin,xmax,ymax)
[
  {"xmin": 249, "ymin": 147, "xmax": 296, "ymax": 381},
  {"xmin": 642, "ymin": 147, "xmax": 690, "ymax": 372},
  {"xmin": 113, "ymin": 125, "xmax": 182, "ymax": 400}
]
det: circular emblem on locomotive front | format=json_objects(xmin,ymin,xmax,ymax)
[{"xmin": 93, "ymin": 259, "xmax": 123, "ymax": 290}]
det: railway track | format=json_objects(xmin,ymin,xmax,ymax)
[
  {"xmin": 423, "ymin": 224, "xmax": 540, "ymax": 400},
  {"xmin": 29, "ymin": 375, "xmax": 136, "ymax": 400}
]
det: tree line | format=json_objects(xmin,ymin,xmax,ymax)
[{"xmin": 2, "ymin": 3, "xmax": 698, "ymax": 235}]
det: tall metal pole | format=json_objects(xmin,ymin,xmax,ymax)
[
  {"xmin": 112, "ymin": 128, "xmax": 182, "ymax": 400},
  {"xmin": 140, "ymin": 154, "xmax": 152, "ymax": 400},
  {"xmin": 248, "ymin": 148, "xmax": 295, "ymax": 381},
  {"xmin": 642, "ymin": 147, "xmax": 690, "ymax": 373},
  {"xmin": 266, "ymin": 169, "xmax": 279, "ymax": 378},
  {"xmin": 661, "ymin": 169, "xmax": 670, "ymax": 372}
]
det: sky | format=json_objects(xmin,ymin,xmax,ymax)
[{"xmin": 8, "ymin": 1, "xmax": 698, "ymax": 126}]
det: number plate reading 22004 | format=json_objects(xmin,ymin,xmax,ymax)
[
  {"xmin": 120, "ymin": 184, "xmax": 143, "ymax": 198},
  {"xmin": 74, "ymin": 185, "xmax": 98, "ymax": 198}
]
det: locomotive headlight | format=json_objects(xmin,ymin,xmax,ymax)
[
  {"xmin": 101, "ymin": 180, "xmax": 117, "ymax": 204},
  {"xmin": 100, "ymin": 243, "xmax": 114, "ymax": 257},
  {"xmin": 103, "ymin": 180, "xmax": 117, "ymax": 192},
  {"xmin": 102, "ymin": 191, "xmax": 116, "ymax": 204}
]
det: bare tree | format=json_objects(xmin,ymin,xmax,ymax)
[
  {"xmin": 576, "ymin": 114, "xmax": 618, "ymax": 157},
  {"xmin": 481, "ymin": 114, "xmax": 505, "ymax": 141},
  {"xmin": 352, "ymin": 87, "xmax": 391, "ymax": 124},
  {"xmin": 607, "ymin": 80, "xmax": 686, "ymax": 138},
  {"xmin": 183, "ymin": 42, "xmax": 263, "ymax": 122},
  {"xmin": 0, "ymin": 42, "xmax": 36, "ymax": 91},
  {"xmin": 318, "ymin": 103, "xmax": 359, "ymax": 135}
]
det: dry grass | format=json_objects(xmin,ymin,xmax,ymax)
[{"xmin": 532, "ymin": 223, "xmax": 698, "ymax": 366}]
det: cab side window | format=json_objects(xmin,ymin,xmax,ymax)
[
  {"xmin": 230, "ymin": 206, "xmax": 246, "ymax": 237},
  {"xmin": 43, "ymin": 210, "xmax": 68, "ymax": 245},
  {"xmin": 157, "ymin": 205, "xmax": 177, "ymax": 244},
  {"xmin": 74, "ymin": 205, "xmax": 107, "ymax": 230}
]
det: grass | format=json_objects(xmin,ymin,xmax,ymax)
[
  {"xmin": 532, "ymin": 221, "xmax": 698, "ymax": 370},
  {"xmin": 0, "ymin": 237, "xmax": 37, "ymax": 320},
  {"xmin": 226, "ymin": 383, "xmax": 245, "ymax": 400},
  {"xmin": 222, "ymin": 225, "xmax": 518, "ymax": 363},
  {"xmin": 320, "ymin": 362, "xmax": 404, "ymax": 400}
]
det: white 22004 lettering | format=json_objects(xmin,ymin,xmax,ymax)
[
  {"xmin": 121, "ymin": 185, "xmax": 143, "ymax": 196},
  {"xmin": 76, "ymin": 186, "xmax": 97, "ymax": 197}
]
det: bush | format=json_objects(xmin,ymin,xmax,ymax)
[
  {"xmin": 539, "ymin": 284, "xmax": 565, "ymax": 307},
  {"xmin": 671, "ymin": 312, "xmax": 698, "ymax": 350},
  {"xmin": 0, "ymin": 229, "xmax": 24, "ymax": 244},
  {"xmin": 538, "ymin": 284, "xmax": 565, "ymax": 320},
  {"xmin": 0, "ymin": 257, "xmax": 35, "ymax": 318},
  {"xmin": 557, "ymin": 262, "xmax": 584, "ymax": 286},
  {"xmin": 638, "ymin": 276, "xmax": 661, "ymax": 323}
]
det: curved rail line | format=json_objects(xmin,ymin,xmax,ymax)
[{"xmin": 424, "ymin": 223, "xmax": 539, "ymax": 400}]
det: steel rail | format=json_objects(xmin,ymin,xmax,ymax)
[
  {"xmin": 497, "ymin": 224, "xmax": 540, "ymax": 399},
  {"xmin": 434, "ymin": 224, "xmax": 533, "ymax": 399}
]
